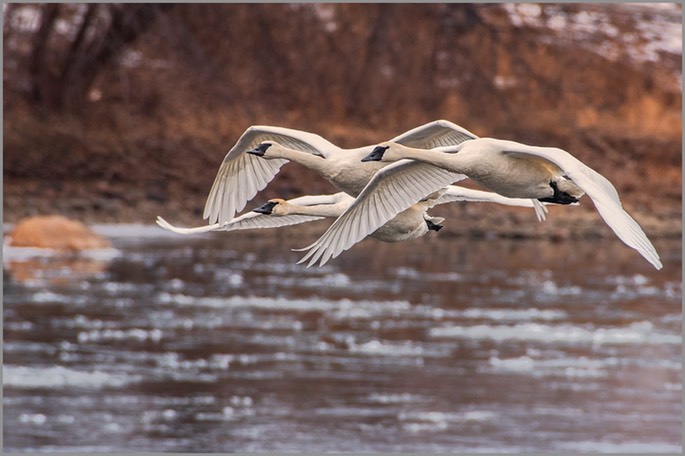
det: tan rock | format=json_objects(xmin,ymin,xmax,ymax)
[{"xmin": 8, "ymin": 215, "xmax": 110, "ymax": 250}]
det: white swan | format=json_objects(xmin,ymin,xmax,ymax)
[
  {"xmin": 202, "ymin": 120, "xmax": 479, "ymax": 225},
  {"xmin": 159, "ymin": 186, "xmax": 542, "ymax": 249},
  {"xmin": 298, "ymin": 138, "xmax": 661, "ymax": 270},
  {"xmin": 158, "ymin": 193, "xmax": 348, "ymax": 235}
]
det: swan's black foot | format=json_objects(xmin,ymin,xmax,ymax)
[
  {"xmin": 426, "ymin": 220, "xmax": 443, "ymax": 232},
  {"xmin": 537, "ymin": 181, "xmax": 579, "ymax": 205}
]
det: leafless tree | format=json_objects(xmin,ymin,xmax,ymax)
[{"xmin": 6, "ymin": 3, "xmax": 173, "ymax": 112}]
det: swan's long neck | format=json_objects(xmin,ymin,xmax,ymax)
[
  {"xmin": 392, "ymin": 144, "xmax": 464, "ymax": 173},
  {"xmin": 275, "ymin": 145, "xmax": 382, "ymax": 192},
  {"xmin": 282, "ymin": 202, "xmax": 346, "ymax": 218},
  {"xmin": 272, "ymin": 146, "xmax": 331, "ymax": 172}
]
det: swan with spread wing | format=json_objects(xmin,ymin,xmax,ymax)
[
  {"xmin": 160, "ymin": 186, "xmax": 543, "ymax": 246},
  {"xmin": 202, "ymin": 120, "xmax": 480, "ymax": 225},
  {"xmin": 297, "ymin": 138, "xmax": 661, "ymax": 270}
]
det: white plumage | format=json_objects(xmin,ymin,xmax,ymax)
[
  {"xmin": 202, "ymin": 120, "xmax": 479, "ymax": 225},
  {"xmin": 161, "ymin": 186, "xmax": 543, "ymax": 255},
  {"xmin": 298, "ymin": 138, "xmax": 661, "ymax": 270},
  {"xmin": 160, "ymin": 193, "xmax": 346, "ymax": 235}
]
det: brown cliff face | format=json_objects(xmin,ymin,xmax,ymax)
[{"xmin": 3, "ymin": 4, "xmax": 681, "ymax": 237}]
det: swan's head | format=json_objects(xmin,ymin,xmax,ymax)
[
  {"xmin": 247, "ymin": 140, "xmax": 326, "ymax": 159},
  {"xmin": 246, "ymin": 141, "xmax": 276, "ymax": 158},
  {"xmin": 361, "ymin": 144, "xmax": 391, "ymax": 162},
  {"xmin": 253, "ymin": 198, "xmax": 288, "ymax": 215},
  {"xmin": 361, "ymin": 142, "xmax": 409, "ymax": 162}
]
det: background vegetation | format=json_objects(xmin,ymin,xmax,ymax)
[{"xmin": 3, "ymin": 3, "xmax": 681, "ymax": 238}]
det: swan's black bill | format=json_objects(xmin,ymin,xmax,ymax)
[
  {"xmin": 361, "ymin": 145, "xmax": 389, "ymax": 162},
  {"xmin": 253, "ymin": 201, "xmax": 278, "ymax": 214},
  {"xmin": 247, "ymin": 143, "xmax": 272, "ymax": 157}
]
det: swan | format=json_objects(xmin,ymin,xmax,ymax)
[
  {"xmin": 157, "ymin": 193, "xmax": 347, "ymax": 235},
  {"xmin": 159, "ymin": 186, "xmax": 542, "ymax": 249},
  {"xmin": 298, "ymin": 138, "xmax": 661, "ymax": 270},
  {"xmin": 160, "ymin": 192, "xmax": 446, "ymax": 243},
  {"xmin": 202, "ymin": 120, "xmax": 479, "ymax": 225}
]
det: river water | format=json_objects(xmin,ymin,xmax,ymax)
[{"xmin": 3, "ymin": 224, "xmax": 682, "ymax": 452}]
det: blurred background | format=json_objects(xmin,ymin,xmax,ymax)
[
  {"xmin": 3, "ymin": 3, "xmax": 681, "ymax": 231},
  {"xmin": 3, "ymin": 3, "xmax": 683, "ymax": 453}
]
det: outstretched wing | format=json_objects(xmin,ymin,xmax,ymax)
[
  {"xmin": 203, "ymin": 125, "xmax": 339, "ymax": 225},
  {"xmin": 157, "ymin": 216, "xmax": 228, "ymax": 234},
  {"xmin": 297, "ymin": 160, "xmax": 466, "ymax": 267},
  {"xmin": 437, "ymin": 185, "xmax": 537, "ymax": 207},
  {"xmin": 503, "ymin": 143, "xmax": 662, "ymax": 270},
  {"xmin": 436, "ymin": 185, "xmax": 550, "ymax": 221},
  {"xmin": 160, "ymin": 193, "xmax": 352, "ymax": 235},
  {"xmin": 391, "ymin": 119, "xmax": 479, "ymax": 149},
  {"xmin": 281, "ymin": 192, "xmax": 354, "ymax": 207},
  {"xmin": 157, "ymin": 211, "xmax": 326, "ymax": 235}
]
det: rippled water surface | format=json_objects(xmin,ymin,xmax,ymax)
[{"xmin": 3, "ymin": 224, "xmax": 682, "ymax": 452}]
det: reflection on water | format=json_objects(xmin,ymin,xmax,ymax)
[
  {"xmin": 4, "ymin": 245, "xmax": 118, "ymax": 286},
  {"xmin": 3, "ymin": 225, "xmax": 682, "ymax": 452}
]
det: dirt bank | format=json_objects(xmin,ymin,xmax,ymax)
[{"xmin": 3, "ymin": 4, "xmax": 681, "ymax": 240}]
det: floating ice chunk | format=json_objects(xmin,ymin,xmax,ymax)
[
  {"xmin": 19, "ymin": 413, "xmax": 47, "ymax": 425},
  {"xmin": 429, "ymin": 321, "xmax": 680, "ymax": 345},
  {"xmin": 367, "ymin": 392, "xmax": 423, "ymax": 404},
  {"xmin": 459, "ymin": 307, "xmax": 567, "ymax": 321},
  {"xmin": 77, "ymin": 328, "xmax": 163, "ymax": 343},
  {"xmin": 489, "ymin": 355, "xmax": 536, "ymax": 372},
  {"xmin": 4, "ymin": 365, "xmax": 140, "ymax": 389}
]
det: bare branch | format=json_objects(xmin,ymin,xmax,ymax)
[{"xmin": 28, "ymin": 4, "xmax": 59, "ymax": 103}]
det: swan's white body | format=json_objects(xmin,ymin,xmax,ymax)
[
  {"xmin": 298, "ymin": 138, "xmax": 662, "ymax": 270},
  {"xmin": 159, "ymin": 186, "xmax": 542, "ymax": 246},
  {"xmin": 203, "ymin": 120, "xmax": 479, "ymax": 225}
]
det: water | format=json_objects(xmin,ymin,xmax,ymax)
[{"xmin": 3, "ymin": 224, "xmax": 682, "ymax": 452}]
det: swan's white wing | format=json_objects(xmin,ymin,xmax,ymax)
[
  {"xmin": 503, "ymin": 145, "xmax": 662, "ymax": 270},
  {"xmin": 297, "ymin": 160, "xmax": 466, "ymax": 267},
  {"xmin": 435, "ymin": 186, "xmax": 547, "ymax": 221},
  {"xmin": 163, "ymin": 193, "xmax": 348, "ymax": 236},
  {"xmin": 438, "ymin": 186, "xmax": 554, "ymax": 222},
  {"xmin": 284, "ymin": 192, "xmax": 354, "ymax": 207},
  {"xmin": 157, "ymin": 211, "xmax": 325, "ymax": 235},
  {"xmin": 156, "ymin": 216, "xmax": 226, "ymax": 234},
  {"xmin": 203, "ymin": 125, "xmax": 339, "ymax": 225},
  {"xmin": 437, "ymin": 186, "xmax": 538, "ymax": 207},
  {"xmin": 391, "ymin": 119, "xmax": 479, "ymax": 148}
]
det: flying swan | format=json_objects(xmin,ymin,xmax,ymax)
[
  {"xmin": 202, "ymin": 120, "xmax": 480, "ymax": 225},
  {"xmin": 158, "ymin": 193, "xmax": 345, "ymax": 235},
  {"xmin": 297, "ymin": 138, "xmax": 661, "ymax": 270},
  {"xmin": 159, "ymin": 186, "xmax": 543, "ymax": 245}
]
